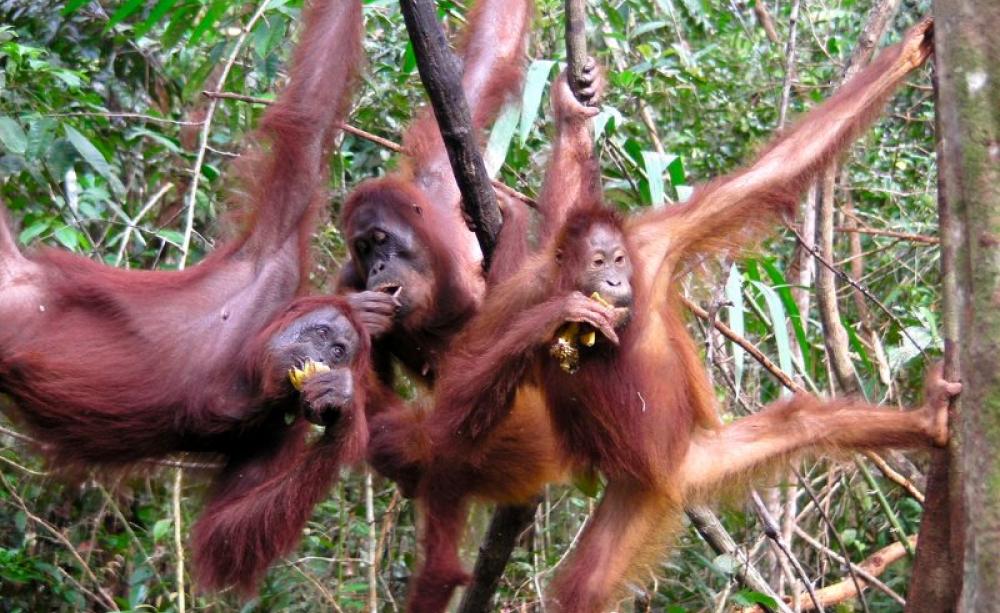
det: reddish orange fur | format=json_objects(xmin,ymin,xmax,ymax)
[
  {"xmin": 338, "ymin": 0, "xmax": 534, "ymax": 387},
  {"xmin": 386, "ymin": 20, "xmax": 940, "ymax": 612},
  {"xmin": 0, "ymin": 0, "xmax": 370, "ymax": 596}
]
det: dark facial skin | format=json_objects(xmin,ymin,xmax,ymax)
[
  {"xmin": 574, "ymin": 224, "xmax": 633, "ymax": 309},
  {"xmin": 269, "ymin": 307, "xmax": 361, "ymax": 426},
  {"xmin": 348, "ymin": 205, "xmax": 433, "ymax": 321}
]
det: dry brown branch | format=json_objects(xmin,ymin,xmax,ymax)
[
  {"xmin": 835, "ymin": 225, "xmax": 939, "ymax": 244},
  {"xmin": 796, "ymin": 537, "xmax": 911, "ymax": 610},
  {"xmin": 753, "ymin": 1, "xmax": 781, "ymax": 45}
]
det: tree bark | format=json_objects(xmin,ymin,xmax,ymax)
[
  {"xmin": 918, "ymin": 1, "xmax": 1000, "ymax": 611},
  {"xmin": 399, "ymin": 0, "xmax": 502, "ymax": 266},
  {"xmin": 565, "ymin": 0, "xmax": 589, "ymax": 101},
  {"xmin": 904, "ymin": 71, "xmax": 965, "ymax": 613},
  {"xmin": 456, "ymin": 503, "xmax": 537, "ymax": 613}
]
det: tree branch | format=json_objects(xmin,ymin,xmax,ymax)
[
  {"xmin": 399, "ymin": 0, "xmax": 502, "ymax": 266},
  {"xmin": 565, "ymin": 0, "xmax": 589, "ymax": 102}
]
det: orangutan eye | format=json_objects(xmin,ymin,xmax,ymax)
[
  {"xmin": 593, "ymin": 256, "xmax": 605, "ymax": 267},
  {"xmin": 314, "ymin": 325, "xmax": 330, "ymax": 340},
  {"xmin": 355, "ymin": 240, "xmax": 369, "ymax": 255},
  {"xmin": 331, "ymin": 344, "xmax": 346, "ymax": 361},
  {"xmin": 373, "ymin": 230, "xmax": 387, "ymax": 244},
  {"xmin": 615, "ymin": 254, "xmax": 626, "ymax": 265}
]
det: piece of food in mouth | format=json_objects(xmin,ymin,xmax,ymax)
[{"xmin": 288, "ymin": 359, "xmax": 332, "ymax": 391}]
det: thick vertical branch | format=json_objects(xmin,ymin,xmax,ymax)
[
  {"xmin": 399, "ymin": 0, "xmax": 502, "ymax": 265},
  {"xmin": 565, "ymin": 0, "xmax": 589, "ymax": 101},
  {"xmin": 813, "ymin": 0, "xmax": 901, "ymax": 395},
  {"xmin": 456, "ymin": 503, "xmax": 537, "ymax": 613},
  {"xmin": 910, "ymin": 1, "xmax": 1000, "ymax": 610},
  {"xmin": 904, "ymin": 69, "xmax": 964, "ymax": 613}
]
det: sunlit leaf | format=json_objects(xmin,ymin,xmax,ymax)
[
  {"xmin": 518, "ymin": 59, "xmax": 556, "ymax": 143},
  {"xmin": 105, "ymin": 0, "xmax": 147, "ymax": 31},
  {"xmin": 0, "ymin": 116, "xmax": 27, "ymax": 155},
  {"xmin": 64, "ymin": 125, "xmax": 125, "ymax": 198},
  {"xmin": 751, "ymin": 280, "xmax": 795, "ymax": 393},
  {"xmin": 484, "ymin": 101, "xmax": 519, "ymax": 177}
]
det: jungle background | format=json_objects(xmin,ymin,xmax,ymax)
[{"xmin": 0, "ymin": 0, "xmax": 943, "ymax": 610}]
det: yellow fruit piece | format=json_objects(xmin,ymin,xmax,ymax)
[
  {"xmin": 288, "ymin": 359, "xmax": 332, "ymax": 391},
  {"xmin": 589, "ymin": 291, "xmax": 612, "ymax": 308}
]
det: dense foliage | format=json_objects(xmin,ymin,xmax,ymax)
[{"xmin": 0, "ymin": 0, "xmax": 939, "ymax": 610}]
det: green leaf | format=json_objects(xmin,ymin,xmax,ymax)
[
  {"xmin": 483, "ymin": 101, "xmax": 519, "ymax": 178},
  {"xmin": 156, "ymin": 229, "xmax": 185, "ymax": 247},
  {"xmin": 641, "ymin": 151, "xmax": 677, "ymax": 207},
  {"xmin": 401, "ymin": 41, "xmax": 417, "ymax": 76},
  {"xmin": 19, "ymin": 220, "xmax": 49, "ymax": 245},
  {"xmin": 152, "ymin": 518, "xmax": 172, "ymax": 542},
  {"xmin": 61, "ymin": 0, "xmax": 93, "ymax": 16},
  {"xmin": 53, "ymin": 225, "xmax": 81, "ymax": 251},
  {"xmin": 759, "ymin": 258, "xmax": 812, "ymax": 375},
  {"xmin": 105, "ymin": 0, "xmax": 147, "ymax": 31},
  {"xmin": 667, "ymin": 156, "xmax": 686, "ymax": 186},
  {"xmin": 712, "ymin": 553, "xmax": 739, "ymax": 575},
  {"xmin": 134, "ymin": 0, "xmax": 179, "ymax": 38},
  {"xmin": 162, "ymin": 3, "xmax": 199, "ymax": 48},
  {"xmin": 592, "ymin": 106, "xmax": 623, "ymax": 142},
  {"xmin": 751, "ymin": 280, "xmax": 795, "ymax": 391},
  {"xmin": 64, "ymin": 125, "xmax": 125, "ymax": 198},
  {"xmin": 572, "ymin": 467, "xmax": 602, "ymax": 498},
  {"xmin": 518, "ymin": 59, "xmax": 555, "ymax": 143},
  {"xmin": 731, "ymin": 589, "xmax": 778, "ymax": 609},
  {"xmin": 190, "ymin": 0, "xmax": 230, "ymax": 46},
  {"xmin": 0, "ymin": 116, "xmax": 27, "ymax": 155}
]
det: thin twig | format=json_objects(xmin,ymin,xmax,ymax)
[
  {"xmin": 792, "ymin": 527, "xmax": 908, "ymax": 606},
  {"xmin": 835, "ymin": 225, "xmax": 938, "ymax": 244},
  {"xmin": 173, "ymin": 468, "xmax": 186, "ymax": 613},
  {"xmin": 115, "ymin": 183, "xmax": 174, "ymax": 267},
  {"xmin": 180, "ymin": 0, "xmax": 273, "ymax": 269},
  {"xmin": 751, "ymin": 491, "xmax": 823, "ymax": 611},
  {"xmin": 365, "ymin": 470, "xmax": 378, "ymax": 612},
  {"xmin": 786, "ymin": 224, "xmax": 929, "ymax": 362},
  {"xmin": 777, "ymin": 0, "xmax": 801, "ymax": 126}
]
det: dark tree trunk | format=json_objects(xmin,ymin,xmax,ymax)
[
  {"xmin": 909, "ymin": 1, "xmax": 1000, "ymax": 611},
  {"xmin": 398, "ymin": 0, "xmax": 502, "ymax": 267}
]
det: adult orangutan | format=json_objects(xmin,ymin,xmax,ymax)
[
  {"xmin": 379, "ymin": 18, "xmax": 961, "ymax": 612},
  {"xmin": 337, "ymin": 0, "xmax": 534, "ymax": 386},
  {"xmin": 0, "ymin": 0, "xmax": 391, "ymax": 595}
]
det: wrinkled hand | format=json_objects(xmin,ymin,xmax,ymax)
[
  {"xmin": 558, "ymin": 291, "xmax": 620, "ymax": 345},
  {"xmin": 900, "ymin": 17, "xmax": 934, "ymax": 69},
  {"xmin": 923, "ymin": 362, "xmax": 962, "ymax": 447},
  {"xmin": 347, "ymin": 290, "xmax": 400, "ymax": 338},
  {"xmin": 300, "ymin": 369, "xmax": 354, "ymax": 427},
  {"xmin": 553, "ymin": 58, "xmax": 605, "ymax": 124}
]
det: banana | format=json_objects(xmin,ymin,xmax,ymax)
[
  {"xmin": 288, "ymin": 359, "xmax": 332, "ymax": 391},
  {"xmin": 550, "ymin": 292, "xmax": 614, "ymax": 373}
]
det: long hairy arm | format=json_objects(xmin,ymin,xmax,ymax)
[
  {"xmin": 240, "ymin": 0, "xmax": 363, "ymax": 255},
  {"xmin": 630, "ymin": 18, "xmax": 934, "ymax": 286},
  {"xmin": 537, "ymin": 67, "xmax": 604, "ymax": 240},
  {"xmin": 431, "ymin": 263, "xmax": 555, "ymax": 443}
]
